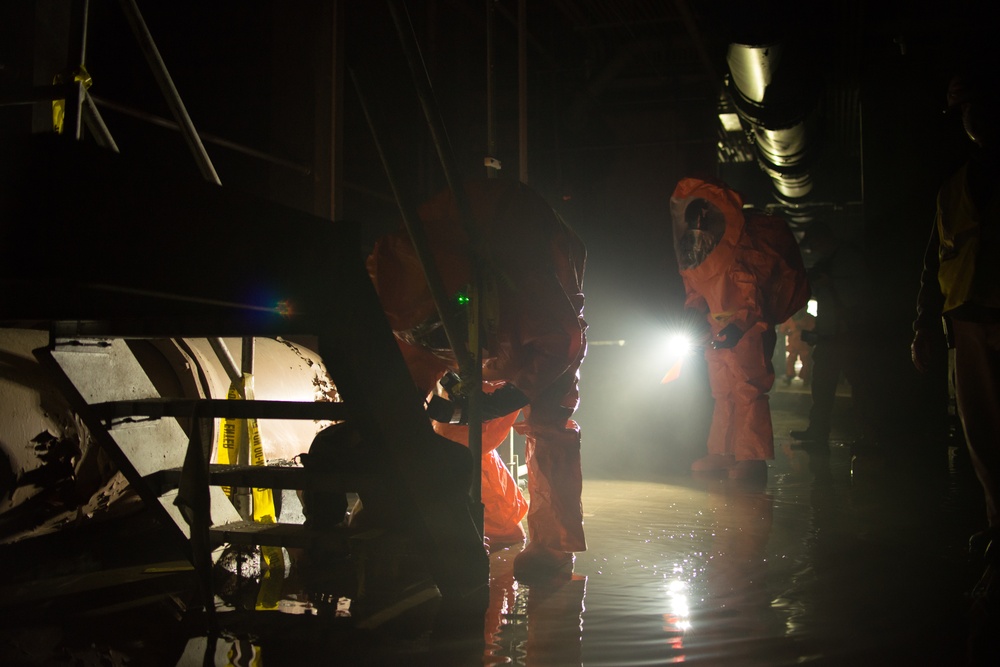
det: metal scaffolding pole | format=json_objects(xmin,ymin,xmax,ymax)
[
  {"xmin": 385, "ymin": 0, "xmax": 486, "ymax": 535},
  {"xmin": 117, "ymin": 0, "xmax": 221, "ymax": 186}
]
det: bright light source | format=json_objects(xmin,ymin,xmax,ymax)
[
  {"xmin": 657, "ymin": 325, "xmax": 704, "ymax": 384},
  {"xmin": 666, "ymin": 333, "xmax": 694, "ymax": 358},
  {"xmin": 719, "ymin": 112, "xmax": 742, "ymax": 132},
  {"xmin": 806, "ymin": 299, "xmax": 818, "ymax": 317}
]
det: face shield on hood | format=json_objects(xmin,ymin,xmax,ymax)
[
  {"xmin": 670, "ymin": 178, "xmax": 746, "ymax": 271},
  {"xmin": 674, "ymin": 198, "xmax": 726, "ymax": 269}
]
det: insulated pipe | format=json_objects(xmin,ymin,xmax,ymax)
[{"xmin": 726, "ymin": 42, "xmax": 815, "ymax": 201}]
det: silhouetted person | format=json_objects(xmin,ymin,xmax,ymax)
[
  {"xmin": 912, "ymin": 61, "xmax": 1000, "ymax": 558},
  {"xmin": 790, "ymin": 222, "xmax": 879, "ymax": 447}
]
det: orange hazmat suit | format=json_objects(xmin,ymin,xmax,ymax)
[
  {"xmin": 367, "ymin": 179, "xmax": 587, "ymax": 552},
  {"xmin": 671, "ymin": 177, "xmax": 809, "ymax": 462},
  {"xmin": 780, "ymin": 311, "xmax": 815, "ymax": 381}
]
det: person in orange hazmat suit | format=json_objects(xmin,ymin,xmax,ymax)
[
  {"xmin": 671, "ymin": 177, "xmax": 810, "ymax": 480},
  {"xmin": 367, "ymin": 178, "xmax": 588, "ymax": 579},
  {"xmin": 780, "ymin": 308, "xmax": 815, "ymax": 384}
]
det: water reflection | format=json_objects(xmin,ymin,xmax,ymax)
[
  {"xmin": 199, "ymin": 483, "xmax": 766, "ymax": 667},
  {"xmin": 485, "ymin": 548, "xmax": 587, "ymax": 665},
  {"xmin": 687, "ymin": 483, "xmax": 781, "ymax": 663},
  {"xmin": 539, "ymin": 478, "xmax": 780, "ymax": 666},
  {"xmin": 177, "ymin": 637, "xmax": 263, "ymax": 667},
  {"xmin": 4, "ymin": 436, "xmax": 984, "ymax": 666},
  {"xmin": 166, "ymin": 470, "xmax": 964, "ymax": 666}
]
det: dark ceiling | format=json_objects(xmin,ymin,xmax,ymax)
[
  {"xmin": 0, "ymin": 0, "xmax": 992, "ymax": 322},
  {"xmin": 0, "ymin": 1, "xmax": 980, "ymax": 213}
]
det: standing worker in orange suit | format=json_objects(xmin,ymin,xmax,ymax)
[
  {"xmin": 671, "ymin": 177, "xmax": 810, "ymax": 480},
  {"xmin": 780, "ymin": 309, "xmax": 816, "ymax": 385},
  {"xmin": 367, "ymin": 178, "xmax": 588, "ymax": 580}
]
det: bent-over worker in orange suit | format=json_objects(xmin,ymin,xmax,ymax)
[
  {"xmin": 367, "ymin": 178, "xmax": 587, "ymax": 579},
  {"xmin": 671, "ymin": 177, "xmax": 809, "ymax": 480}
]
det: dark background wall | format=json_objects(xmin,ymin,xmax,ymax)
[{"xmin": 2, "ymin": 0, "xmax": 991, "ymax": 478}]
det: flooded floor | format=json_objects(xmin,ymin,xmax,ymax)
[{"xmin": 2, "ymin": 385, "xmax": 998, "ymax": 666}]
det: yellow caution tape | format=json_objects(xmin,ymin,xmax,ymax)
[
  {"xmin": 249, "ymin": 465, "xmax": 282, "ymax": 612},
  {"xmin": 215, "ymin": 369, "xmax": 283, "ymax": 614},
  {"xmin": 242, "ymin": 374, "xmax": 276, "ymax": 524},
  {"xmin": 214, "ymin": 373, "xmax": 277, "ymax": 523},
  {"xmin": 215, "ymin": 382, "xmax": 243, "ymax": 498},
  {"xmin": 255, "ymin": 544, "xmax": 285, "ymax": 611}
]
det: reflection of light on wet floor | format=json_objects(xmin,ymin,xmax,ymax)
[
  {"xmin": 483, "ymin": 479, "xmax": 733, "ymax": 665},
  {"xmin": 666, "ymin": 578, "xmax": 691, "ymax": 631},
  {"xmin": 569, "ymin": 478, "xmax": 723, "ymax": 666},
  {"xmin": 163, "ymin": 396, "xmax": 991, "ymax": 666},
  {"xmin": 484, "ymin": 414, "xmax": 985, "ymax": 666},
  {"xmin": 0, "ymin": 391, "xmax": 986, "ymax": 666}
]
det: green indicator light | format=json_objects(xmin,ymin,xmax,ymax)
[{"xmin": 455, "ymin": 292, "xmax": 470, "ymax": 306}]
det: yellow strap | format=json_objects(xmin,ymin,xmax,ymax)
[
  {"xmin": 243, "ymin": 374, "xmax": 277, "ymax": 524},
  {"xmin": 51, "ymin": 66, "xmax": 92, "ymax": 134}
]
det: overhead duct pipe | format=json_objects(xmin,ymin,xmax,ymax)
[{"xmin": 725, "ymin": 42, "xmax": 818, "ymax": 204}]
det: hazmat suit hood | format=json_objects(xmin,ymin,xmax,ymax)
[
  {"xmin": 366, "ymin": 213, "xmax": 472, "ymax": 341},
  {"xmin": 670, "ymin": 177, "xmax": 745, "ymax": 274}
]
